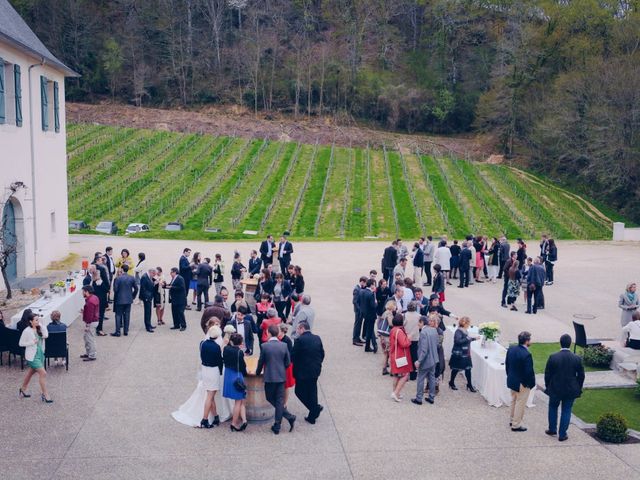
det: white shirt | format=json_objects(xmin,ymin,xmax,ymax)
[
  {"xmin": 402, "ymin": 288, "xmax": 414, "ymax": 310},
  {"xmin": 622, "ymin": 320, "xmax": 640, "ymax": 340},
  {"xmin": 236, "ymin": 322, "xmax": 246, "ymax": 342}
]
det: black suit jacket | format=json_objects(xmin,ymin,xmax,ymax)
[
  {"xmin": 249, "ymin": 257, "xmax": 262, "ymax": 276},
  {"xmin": 358, "ymin": 288, "xmax": 377, "ymax": 321},
  {"xmin": 139, "ymin": 273, "xmax": 155, "ymax": 301},
  {"xmin": 382, "ymin": 246, "xmax": 398, "ymax": 270},
  {"xmin": 292, "ymin": 331, "xmax": 325, "ymax": 380},
  {"xmin": 229, "ymin": 316, "xmax": 258, "ymax": 355},
  {"xmin": 544, "ymin": 349, "xmax": 585, "ymax": 400},
  {"xmin": 113, "ymin": 275, "xmax": 138, "ymax": 305},
  {"xmin": 505, "ymin": 345, "xmax": 536, "ymax": 391},
  {"xmin": 179, "ymin": 256, "xmax": 192, "ymax": 284},
  {"xmin": 168, "ymin": 275, "xmax": 187, "ymax": 306},
  {"xmin": 278, "ymin": 241, "xmax": 293, "ymax": 263},
  {"xmin": 260, "ymin": 240, "xmax": 275, "ymax": 262},
  {"xmin": 459, "ymin": 248, "xmax": 472, "ymax": 269},
  {"xmin": 196, "ymin": 263, "xmax": 213, "ymax": 287}
]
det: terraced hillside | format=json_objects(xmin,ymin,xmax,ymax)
[{"xmin": 66, "ymin": 123, "xmax": 613, "ymax": 240}]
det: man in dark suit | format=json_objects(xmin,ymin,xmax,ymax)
[
  {"xmin": 248, "ymin": 250, "xmax": 262, "ymax": 276},
  {"xmin": 359, "ymin": 279, "xmax": 378, "ymax": 353},
  {"xmin": 178, "ymin": 248, "xmax": 192, "ymax": 309},
  {"xmin": 259, "ymin": 235, "xmax": 275, "ymax": 266},
  {"xmin": 526, "ymin": 257, "xmax": 546, "ymax": 314},
  {"xmin": 112, "ymin": 265, "xmax": 139, "ymax": 337},
  {"xmin": 104, "ymin": 246, "xmax": 116, "ymax": 302},
  {"xmin": 498, "ymin": 236, "xmax": 511, "ymax": 279},
  {"xmin": 505, "ymin": 331, "xmax": 536, "ymax": 432},
  {"xmin": 256, "ymin": 324, "xmax": 296, "ymax": 434},
  {"xmin": 544, "ymin": 334, "xmax": 585, "ymax": 441},
  {"xmin": 501, "ymin": 251, "xmax": 517, "ymax": 307},
  {"xmin": 352, "ymin": 276, "xmax": 367, "ymax": 346},
  {"xmin": 139, "ymin": 268, "xmax": 157, "ymax": 333},
  {"xmin": 457, "ymin": 241, "xmax": 472, "ymax": 288},
  {"xmin": 195, "ymin": 257, "xmax": 213, "ymax": 311},
  {"xmin": 228, "ymin": 306, "xmax": 257, "ymax": 355},
  {"xmin": 381, "ymin": 240, "xmax": 398, "ymax": 282},
  {"xmin": 93, "ymin": 255, "xmax": 110, "ymax": 335},
  {"xmin": 278, "ymin": 235, "xmax": 293, "ymax": 273},
  {"xmin": 292, "ymin": 321, "xmax": 325, "ymax": 424},
  {"xmin": 166, "ymin": 267, "xmax": 187, "ymax": 331}
]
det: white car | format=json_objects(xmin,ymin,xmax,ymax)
[{"xmin": 125, "ymin": 223, "xmax": 150, "ymax": 235}]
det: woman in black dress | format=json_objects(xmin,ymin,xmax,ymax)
[{"xmin": 449, "ymin": 316, "xmax": 477, "ymax": 392}]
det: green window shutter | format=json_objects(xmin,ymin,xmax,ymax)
[
  {"xmin": 40, "ymin": 75, "xmax": 48, "ymax": 131},
  {"xmin": 0, "ymin": 58, "xmax": 5, "ymax": 124},
  {"xmin": 14, "ymin": 65, "xmax": 22, "ymax": 127},
  {"xmin": 53, "ymin": 81, "xmax": 60, "ymax": 133}
]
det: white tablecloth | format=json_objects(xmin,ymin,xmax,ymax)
[
  {"xmin": 10, "ymin": 282, "xmax": 85, "ymax": 329},
  {"xmin": 444, "ymin": 326, "xmax": 536, "ymax": 408}
]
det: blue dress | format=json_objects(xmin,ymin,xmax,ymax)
[{"xmin": 223, "ymin": 368, "xmax": 246, "ymax": 400}]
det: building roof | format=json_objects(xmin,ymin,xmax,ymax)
[{"xmin": 0, "ymin": 0, "xmax": 79, "ymax": 77}]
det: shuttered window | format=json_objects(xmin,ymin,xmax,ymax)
[
  {"xmin": 14, "ymin": 65, "xmax": 22, "ymax": 127},
  {"xmin": 40, "ymin": 75, "xmax": 48, "ymax": 131},
  {"xmin": 53, "ymin": 81, "xmax": 60, "ymax": 132},
  {"xmin": 0, "ymin": 58, "xmax": 5, "ymax": 124}
]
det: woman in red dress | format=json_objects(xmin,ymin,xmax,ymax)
[{"xmin": 388, "ymin": 313, "xmax": 412, "ymax": 402}]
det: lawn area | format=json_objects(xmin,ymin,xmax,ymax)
[
  {"xmin": 528, "ymin": 343, "xmax": 609, "ymax": 374},
  {"xmin": 573, "ymin": 388, "xmax": 640, "ymax": 431}
]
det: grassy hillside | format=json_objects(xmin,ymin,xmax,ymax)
[{"xmin": 66, "ymin": 123, "xmax": 613, "ymax": 240}]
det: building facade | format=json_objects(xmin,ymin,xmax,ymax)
[{"xmin": 0, "ymin": 0, "xmax": 78, "ymax": 291}]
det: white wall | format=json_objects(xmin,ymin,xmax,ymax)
[
  {"xmin": 0, "ymin": 41, "xmax": 69, "ymax": 291},
  {"xmin": 613, "ymin": 223, "xmax": 640, "ymax": 241}
]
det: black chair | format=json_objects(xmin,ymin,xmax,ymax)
[
  {"xmin": 6, "ymin": 328, "xmax": 25, "ymax": 370},
  {"xmin": 572, "ymin": 321, "xmax": 604, "ymax": 353},
  {"xmin": 0, "ymin": 326, "xmax": 10, "ymax": 365},
  {"xmin": 44, "ymin": 331, "xmax": 69, "ymax": 371}
]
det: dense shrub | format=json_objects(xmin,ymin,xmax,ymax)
[
  {"xmin": 596, "ymin": 413, "xmax": 629, "ymax": 443},
  {"xmin": 582, "ymin": 345, "xmax": 614, "ymax": 368}
]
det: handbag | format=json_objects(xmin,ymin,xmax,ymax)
[
  {"xmin": 377, "ymin": 315, "xmax": 391, "ymax": 337},
  {"xmin": 394, "ymin": 329, "xmax": 408, "ymax": 368},
  {"xmin": 233, "ymin": 349, "xmax": 247, "ymax": 392}
]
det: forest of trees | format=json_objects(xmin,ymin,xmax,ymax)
[{"xmin": 12, "ymin": 0, "xmax": 640, "ymax": 223}]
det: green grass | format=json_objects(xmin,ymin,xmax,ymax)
[
  {"xmin": 66, "ymin": 122, "xmax": 622, "ymax": 240},
  {"xmin": 528, "ymin": 343, "xmax": 609, "ymax": 374},
  {"xmin": 573, "ymin": 388, "xmax": 640, "ymax": 431}
]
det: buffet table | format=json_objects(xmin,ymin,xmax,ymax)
[
  {"xmin": 443, "ymin": 325, "xmax": 536, "ymax": 408},
  {"xmin": 10, "ymin": 280, "xmax": 84, "ymax": 329}
]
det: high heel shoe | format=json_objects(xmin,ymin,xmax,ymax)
[
  {"xmin": 230, "ymin": 424, "xmax": 241, "ymax": 432},
  {"xmin": 240, "ymin": 422, "xmax": 248, "ymax": 431},
  {"xmin": 466, "ymin": 385, "xmax": 477, "ymax": 393},
  {"xmin": 211, "ymin": 416, "xmax": 220, "ymax": 427},
  {"xmin": 448, "ymin": 382, "xmax": 458, "ymax": 391},
  {"xmin": 41, "ymin": 394, "xmax": 53, "ymax": 403},
  {"xmin": 19, "ymin": 388, "xmax": 31, "ymax": 398}
]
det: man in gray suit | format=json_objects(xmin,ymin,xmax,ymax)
[
  {"xmin": 256, "ymin": 324, "xmax": 296, "ymax": 434},
  {"xmin": 291, "ymin": 295, "xmax": 315, "ymax": 339},
  {"xmin": 111, "ymin": 265, "xmax": 139, "ymax": 337},
  {"xmin": 411, "ymin": 316, "xmax": 440, "ymax": 405}
]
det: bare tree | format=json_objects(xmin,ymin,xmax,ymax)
[{"xmin": 0, "ymin": 182, "xmax": 26, "ymax": 300}]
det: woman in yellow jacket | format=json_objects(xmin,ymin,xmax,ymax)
[{"xmin": 116, "ymin": 249, "xmax": 134, "ymax": 275}]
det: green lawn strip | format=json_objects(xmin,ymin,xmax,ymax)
[
  {"xmin": 317, "ymin": 146, "xmax": 351, "ymax": 238},
  {"xmin": 137, "ymin": 136, "xmax": 234, "ymax": 225},
  {"xmin": 346, "ymin": 148, "xmax": 367, "ymax": 238},
  {"xmin": 572, "ymin": 388, "xmax": 640, "ymax": 431},
  {"xmin": 339, "ymin": 149, "xmax": 355, "ymax": 237},
  {"xmin": 157, "ymin": 138, "xmax": 250, "ymax": 226},
  {"xmin": 212, "ymin": 141, "xmax": 284, "ymax": 232},
  {"xmin": 68, "ymin": 129, "xmax": 158, "ymax": 202},
  {"xmin": 294, "ymin": 145, "xmax": 332, "ymax": 236},
  {"xmin": 239, "ymin": 142, "xmax": 298, "ymax": 232},
  {"xmin": 365, "ymin": 148, "xmax": 376, "ymax": 235},
  {"xmin": 369, "ymin": 149, "xmax": 397, "ymax": 238},
  {"xmin": 184, "ymin": 139, "xmax": 265, "ymax": 230},
  {"xmin": 386, "ymin": 150, "xmax": 421, "ymax": 238},
  {"xmin": 514, "ymin": 169, "xmax": 607, "ymax": 238},
  {"xmin": 99, "ymin": 134, "xmax": 217, "ymax": 226},
  {"xmin": 70, "ymin": 131, "xmax": 181, "ymax": 222},
  {"xmin": 527, "ymin": 343, "xmax": 609, "ymax": 375},
  {"xmin": 263, "ymin": 144, "xmax": 316, "ymax": 234},
  {"xmin": 498, "ymin": 167, "xmax": 575, "ymax": 239},
  {"xmin": 419, "ymin": 155, "xmax": 469, "ymax": 238},
  {"xmin": 451, "ymin": 159, "xmax": 524, "ymax": 238},
  {"xmin": 67, "ymin": 126, "xmax": 138, "ymax": 173},
  {"xmin": 67, "ymin": 125, "xmax": 120, "ymax": 170},
  {"xmin": 402, "ymin": 153, "xmax": 446, "ymax": 236}
]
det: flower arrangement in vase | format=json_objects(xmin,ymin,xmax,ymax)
[{"xmin": 478, "ymin": 322, "xmax": 501, "ymax": 347}]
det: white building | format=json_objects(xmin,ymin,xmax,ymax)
[{"xmin": 0, "ymin": 0, "xmax": 78, "ymax": 291}]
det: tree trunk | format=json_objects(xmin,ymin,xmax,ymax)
[{"xmin": 1, "ymin": 267, "xmax": 11, "ymax": 300}]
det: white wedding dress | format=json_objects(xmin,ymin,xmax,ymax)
[{"xmin": 171, "ymin": 337, "xmax": 233, "ymax": 426}]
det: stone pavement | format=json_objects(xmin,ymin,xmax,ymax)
[{"xmin": 1, "ymin": 237, "xmax": 639, "ymax": 479}]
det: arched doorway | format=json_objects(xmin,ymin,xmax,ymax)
[{"xmin": 2, "ymin": 197, "xmax": 24, "ymax": 282}]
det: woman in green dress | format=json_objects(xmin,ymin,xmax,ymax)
[{"xmin": 18, "ymin": 313, "xmax": 53, "ymax": 403}]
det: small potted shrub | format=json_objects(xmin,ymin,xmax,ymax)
[
  {"xmin": 582, "ymin": 345, "xmax": 614, "ymax": 368},
  {"xmin": 596, "ymin": 413, "xmax": 628, "ymax": 443}
]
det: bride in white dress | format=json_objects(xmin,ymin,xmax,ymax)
[{"xmin": 172, "ymin": 325, "xmax": 234, "ymax": 426}]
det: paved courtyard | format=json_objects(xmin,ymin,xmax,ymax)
[{"xmin": 1, "ymin": 237, "xmax": 639, "ymax": 479}]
